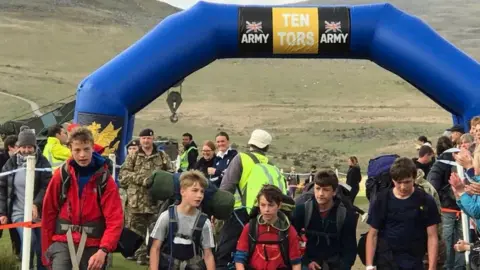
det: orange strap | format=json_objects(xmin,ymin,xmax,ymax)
[
  {"xmin": 441, "ymin": 208, "xmax": 462, "ymax": 219},
  {"xmin": 0, "ymin": 221, "xmax": 42, "ymax": 230}
]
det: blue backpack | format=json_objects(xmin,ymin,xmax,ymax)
[{"xmin": 365, "ymin": 154, "xmax": 399, "ymax": 202}]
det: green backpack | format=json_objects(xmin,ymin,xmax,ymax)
[{"xmin": 239, "ymin": 152, "xmax": 288, "ymax": 214}]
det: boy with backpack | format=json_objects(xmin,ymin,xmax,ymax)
[
  {"xmin": 234, "ymin": 184, "xmax": 302, "ymax": 270},
  {"xmin": 364, "ymin": 157, "xmax": 441, "ymax": 270},
  {"xmin": 41, "ymin": 127, "xmax": 124, "ymax": 269},
  {"xmin": 149, "ymin": 170, "xmax": 215, "ymax": 270},
  {"xmin": 292, "ymin": 170, "xmax": 358, "ymax": 270}
]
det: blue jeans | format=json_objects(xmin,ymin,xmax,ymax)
[
  {"xmin": 13, "ymin": 216, "xmax": 46, "ymax": 270},
  {"xmin": 441, "ymin": 212, "xmax": 465, "ymax": 269}
]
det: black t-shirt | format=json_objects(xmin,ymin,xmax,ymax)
[{"xmin": 367, "ymin": 188, "xmax": 441, "ymax": 268}]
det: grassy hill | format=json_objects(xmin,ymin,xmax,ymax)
[{"xmin": 0, "ymin": 0, "xmax": 478, "ymax": 173}]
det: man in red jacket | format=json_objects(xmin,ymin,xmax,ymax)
[{"xmin": 41, "ymin": 127, "xmax": 123, "ymax": 269}]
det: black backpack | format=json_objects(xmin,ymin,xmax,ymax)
[
  {"xmin": 246, "ymin": 216, "xmax": 291, "ymax": 269},
  {"xmin": 365, "ymin": 154, "xmax": 399, "ymax": 202},
  {"xmin": 58, "ymin": 163, "xmax": 110, "ymax": 213}
]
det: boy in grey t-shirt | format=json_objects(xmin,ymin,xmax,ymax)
[{"xmin": 149, "ymin": 170, "xmax": 215, "ymax": 269}]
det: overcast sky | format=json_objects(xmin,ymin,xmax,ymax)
[{"xmin": 159, "ymin": 0, "xmax": 305, "ymax": 10}]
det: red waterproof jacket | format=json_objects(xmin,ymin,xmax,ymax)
[{"xmin": 41, "ymin": 158, "xmax": 123, "ymax": 266}]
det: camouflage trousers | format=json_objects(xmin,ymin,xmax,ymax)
[{"xmin": 125, "ymin": 211, "xmax": 156, "ymax": 262}]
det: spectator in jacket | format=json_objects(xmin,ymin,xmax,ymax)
[
  {"xmin": 428, "ymin": 136, "xmax": 465, "ymax": 269},
  {"xmin": 178, "ymin": 132, "xmax": 198, "ymax": 172},
  {"xmin": 0, "ymin": 127, "xmax": 51, "ymax": 270},
  {"xmin": 413, "ymin": 145, "xmax": 435, "ymax": 177},
  {"xmin": 211, "ymin": 131, "xmax": 238, "ymax": 187},
  {"xmin": 346, "ymin": 156, "xmax": 362, "ymax": 203},
  {"xmin": 0, "ymin": 135, "xmax": 20, "ymax": 258},
  {"xmin": 447, "ymin": 124, "xmax": 465, "ymax": 147},
  {"xmin": 42, "ymin": 124, "xmax": 70, "ymax": 170},
  {"xmin": 41, "ymin": 127, "xmax": 123, "ymax": 269},
  {"xmin": 194, "ymin": 140, "xmax": 217, "ymax": 178},
  {"xmin": 0, "ymin": 135, "xmax": 18, "ymax": 170}
]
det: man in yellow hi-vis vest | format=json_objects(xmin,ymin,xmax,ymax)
[
  {"xmin": 42, "ymin": 124, "xmax": 70, "ymax": 170},
  {"xmin": 215, "ymin": 129, "xmax": 287, "ymax": 269},
  {"xmin": 178, "ymin": 132, "xmax": 198, "ymax": 172}
]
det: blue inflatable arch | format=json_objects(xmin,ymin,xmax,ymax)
[{"xmin": 74, "ymin": 1, "xmax": 480, "ymax": 163}]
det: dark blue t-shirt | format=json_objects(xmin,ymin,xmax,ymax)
[{"xmin": 367, "ymin": 188, "xmax": 441, "ymax": 269}]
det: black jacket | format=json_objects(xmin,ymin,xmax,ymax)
[
  {"xmin": 346, "ymin": 165, "xmax": 362, "ymax": 189},
  {"xmin": 427, "ymin": 151, "xmax": 458, "ymax": 210},
  {"xmin": 194, "ymin": 157, "xmax": 216, "ymax": 178},
  {"xmin": 0, "ymin": 152, "xmax": 52, "ymax": 218}
]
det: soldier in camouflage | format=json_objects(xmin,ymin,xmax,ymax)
[{"xmin": 118, "ymin": 128, "xmax": 173, "ymax": 265}]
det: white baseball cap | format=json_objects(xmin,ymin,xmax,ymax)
[{"xmin": 248, "ymin": 129, "xmax": 272, "ymax": 149}]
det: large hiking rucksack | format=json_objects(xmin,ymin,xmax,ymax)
[
  {"xmin": 246, "ymin": 216, "xmax": 291, "ymax": 269},
  {"xmin": 58, "ymin": 163, "xmax": 109, "ymax": 213},
  {"xmin": 238, "ymin": 152, "xmax": 287, "ymax": 214},
  {"xmin": 357, "ymin": 186, "xmax": 430, "ymax": 267},
  {"xmin": 365, "ymin": 154, "xmax": 399, "ymax": 202},
  {"xmin": 159, "ymin": 205, "xmax": 208, "ymax": 269}
]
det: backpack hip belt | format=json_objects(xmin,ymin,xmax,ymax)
[{"xmin": 55, "ymin": 218, "xmax": 105, "ymax": 239}]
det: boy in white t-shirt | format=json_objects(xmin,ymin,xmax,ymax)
[{"xmin": 149, "ymin": 170, "xmax": 216, "ymax": 270}]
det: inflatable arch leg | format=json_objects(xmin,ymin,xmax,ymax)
[{"xmin": 74, "ymin": 2, "xmax": 480, "ymax": 164}]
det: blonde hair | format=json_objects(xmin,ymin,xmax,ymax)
[
  {"xmin": 67, "ymin": 127, "xmax": 94, "ymax": 146},
  {"xmin": 179, "ymin": 170, "xmax": 208, "ymax": 190},
  {"xmin": 471, "ymin": 116, "xmax": 480, "ymax": 129},
  {"xmin": 460, "ymin": 133, "xmax": 474, "ymax": 144}
]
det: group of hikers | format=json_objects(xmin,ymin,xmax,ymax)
[{"xmin": 1, "ymin": 117, "xmax": 480, "ymax": 270}]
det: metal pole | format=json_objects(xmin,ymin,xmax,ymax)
[
  {"xmin": 21, "ymin": 155, "xmax": 36, "ymax": 270},
  {"xmin": 457, "ymin": 164, "xmax": 471, "ymax": 269}
]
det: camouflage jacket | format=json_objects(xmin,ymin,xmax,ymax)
[{"xmin": 119, "ymin": 147, "xmax": 173, "ymax": 214}]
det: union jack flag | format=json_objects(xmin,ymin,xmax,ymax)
[
  {"xmin": 246, "ymin": 21, "xmax": 263, "ymax": 33},
  {"xmin": 325, "ymin": 21, "xmax": 342, "ymax": 33}
]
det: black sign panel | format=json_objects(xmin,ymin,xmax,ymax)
[
  {"xmin": 77, "ymin": 112, "xmax": 124, "ymax": 157},
  {"xmin": 238, "ymin": 7, "xmax": 273, "ymax": 56},
  {"xmin": 318, "ymin": 7, "xmax": 351, "ymax": 54}
]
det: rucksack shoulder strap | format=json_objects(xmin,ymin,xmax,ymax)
[
  {"xmin": 167, "ymin": 205, "xmax": 178, "ymax": 241},
  {"xmin": 376, "ymin": 189, "xmax": 390, "ymax": 229},
  {"xmin": 59, "ymin": 163, "xmax": 71, "ymax": 212},
  {"xmin": 247, "ymin": 218, "xmax": 258, "ymax": 261},
  {"xmin": 191, "ymin": 212, "xmax": 208, "ymax": 249},
  {"xmin": 244, "ymin": 152, "xmax": 261, "ymax": 164},
  {"xmin": 96, "ymin": 168, "xmax": 110, "ymax": 216},
  {"xmin": 336, "ymin": 203, "xmax": 347, "ymax": 236},
  {"xmin": 304, "ymin": 199, "xmax": 314, "ymax": 229},
  {"xmin": 278, "ymin": 228, "xmax": 290, "ymax": 267}
]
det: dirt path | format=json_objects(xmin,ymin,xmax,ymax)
[{"xmin": 0, "ymin": 91, "xmax": 42, "ymax": 116}]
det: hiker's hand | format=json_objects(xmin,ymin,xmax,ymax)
[
  {"xmin": 207, "ymin": 167, "xmax": 216, "ymax": 175},
  {"xmin": 32, "ymin": 205, "xmax": 38, "ymax": 220},
  {"xmin": 453, "ymin": 149, "xmax": 473, "ymax": 169},
  {"xmin": 308, "ymin": 261, "xmax": 321, "ymax": 270},
  {"xmin": 87, "ymin": 249, "xmax": 107, "ymax": 270},
  {"xmin": 466, "ymin": 182, "xmax": 480, "ymax": 195},
  {"xmin": 0, "ymin": 216, "xmax": 7, "ymax": 224},
  {"xmin": 454, "ymin": 240, "xmax": 471, "ymax": 252},
  {"xmin": 211, "ymin": 216, "xmax": 216, "ymax": 225}
]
